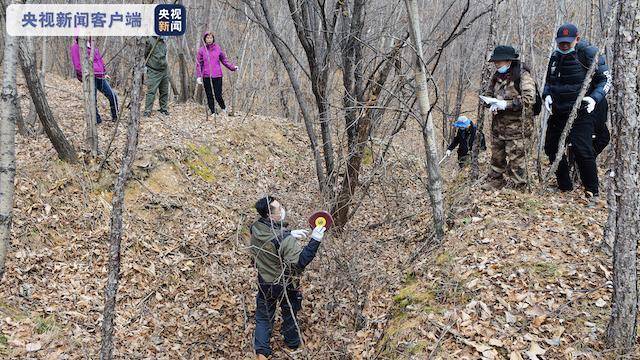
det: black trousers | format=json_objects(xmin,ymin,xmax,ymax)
[
  {"xmin": 544, "ymin": 100, "xmax": 605, "ymax": 194},
  {"xmin": 593, "ymin": 98, "xmax": 610, "ymax": 156},
  {"xmin": 202, "ymin": 77, "xmax": 225, "ymax": 113}
]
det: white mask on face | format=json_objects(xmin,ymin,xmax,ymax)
[{"xmin": 279, "ymin": 208, "xmax": 286, "ymax": 222}]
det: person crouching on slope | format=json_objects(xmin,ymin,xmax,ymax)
[
  {"xmin": 195, "ymin": 32, "xmax": 238, "ymax": 115},
  {"xmin": 250, "ymin": 196, "xmax": 326, "ymax": 359},
  {"xmin": 447, "ymin": 116, "xmax": 479, "ymax": 169}
]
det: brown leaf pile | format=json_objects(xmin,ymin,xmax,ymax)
[{"xmin": 1, "ymin": 74, "xmax": 434, "ymax": 359}]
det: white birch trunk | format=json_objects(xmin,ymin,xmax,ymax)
[
  {"xmin": 404, "ymin": 0, "xmax": 445, "ymax": 240},
  {"xmin": 0, "ymin": 0, "xmax": 19, "ymax": 280}
]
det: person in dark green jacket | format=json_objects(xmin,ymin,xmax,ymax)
[
  {"xmin": 250, "ymin": 196, "xmax": 325, "ymax": 359},
  {"xmin": 143, "ymin": 36, "xmax": 170, "ymax": 117}
]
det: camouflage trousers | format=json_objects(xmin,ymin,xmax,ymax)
[{"xmin": 488, "ymin": 137, "xmax": 528, "ymax": 185}]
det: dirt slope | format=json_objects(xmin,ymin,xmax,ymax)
[
  {"xmin": 1, "ymin": 74, "xmax": 630, "ymax": 359},
  {"xmin": 1, "ymin": 74, "xmax": 430, "ymax": 359}
]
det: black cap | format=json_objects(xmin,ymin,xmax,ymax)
[
  {"xmin": 556, "ymin": 23, "xmax": 579, "ymax": 43},
  {"xmin": 255, "ymin": 196, "xmax": 276, "ymax": 218},
  {"xmin": 489, "ymin": 45, "xmax": 519, "ymax": 62}
]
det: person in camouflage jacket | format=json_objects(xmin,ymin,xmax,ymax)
[{"xmin": 483, "ymin": 45, "xmax": 536, "ymax": 189}]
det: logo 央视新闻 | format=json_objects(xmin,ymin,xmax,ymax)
[{"xmin": 154, "ymin": 4, "xmax": 185, "ymax": 36}]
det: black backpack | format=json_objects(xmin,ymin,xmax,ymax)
[{"xmin": 514, "ymin": 73, "xmax": 543, "ymax": 116}]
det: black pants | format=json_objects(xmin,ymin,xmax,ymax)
[
  {"xmin": 593, "ymin": 98, "xmax": 610, "ymax": 156},
  {"xmin": 544, "ymin": 102, "xmax": 604, "ymax": 194},
  {"xmin": 202, "ymin": 77, "xmax": 225, "ymax": 113},
  {"xmin": 254, "ymin": 277, "xmax": 302, "ymax": 356}
]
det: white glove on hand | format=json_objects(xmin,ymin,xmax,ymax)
[
  {"xmin": 290, "ymin": 229, "xmax": 309, "ymax": 239},
  {"xmin": 446, "ymin": 149, "xmax": 452, "ymax": 156},
  {"xmin": 311, "ymin": 226, "xmax": 326, "ymax": 242},
  {"xmin": 544, "ymin": 95, "xmax": 553, "ymax": 114},
  {"xmin": 196, "ymin": 77, "xmax": 203, "ymax": 85},
  {"xmin": 582, "ymin": 96, "xmax": 596, "ymax": 113},
  {"xmin": 234, "ymin": 66, "xmax": 239, "ymax": 71},
  {"xmin": 495, "ymin": 99, "xmax": 507, "ymax": 110}
]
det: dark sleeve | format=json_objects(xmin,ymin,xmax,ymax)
[
  {"xmin": 469, "ymin": 126, "xmax": 476, "ymax": 150},
  {"xmin": 447, "ymin": 130, "xmax": 462, "ymax": 151},
  {"xmin": 586, "ymin": 48, "xmax": 612, "ymax": 103},
  {"xmin": 296, "ymin": 239, "xmax": 321, "ymax": 270},
  {"xmin": 542, "ymin": 56, "xmax": 553, "ymax": 98},
  {"xmin": 144, "ymin": 38, "xmax": 151, "ymax": 59}
]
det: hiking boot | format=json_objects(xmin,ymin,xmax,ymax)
[
  {"xmin": 159, "ymin": 109, "xmax": 170, "ymax": 116},
  {"xmin": 585, "ymin": 191, "xmax": 599, "ymax": 208},
  {"xmin": 481, "ymin": 176, "xmax": 506, "ymax": 191}
]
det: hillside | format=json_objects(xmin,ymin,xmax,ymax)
[{"xmin": 0, "ymin": 74, "xmax": 631, "ymax": 359}]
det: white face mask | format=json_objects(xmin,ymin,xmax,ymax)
[{"xmin": 279, "ymin": 208, "xmax": 286, "ymax": 222}]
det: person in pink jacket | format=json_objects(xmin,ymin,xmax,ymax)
[
  {"xmin": 70, "ymin": 37, "xmax": 118, "ymax": 124},
  {"xmin": 196, "ymin": 32, "xmax": 238, "ymax": 115}
]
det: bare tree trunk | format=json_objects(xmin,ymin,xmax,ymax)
[
  {"xmin": 177, "ymin": 39, "xmax": 190, "ymax": 103},
  {"xmin": 404, "ymin": 0, "xmax": 445, "ymax": 240},
  {"xmin": 18, "ymin": 38, "xmax": 77, "ymax": 163},
  {"xmin": 24, "ymin": 38, "xmax": 39, "ymax": 133},
  {"xmin": 230, "ymin": 18, "xmax": 250, "ymax": 116},
  {"xmin": 0, "ymin": 1, "xmax": 19, "ymax": 280},
  {"xmin": 285, "ymin": 0, "xmax": 338, "ymax": 193},
  {"xmin": 0, "ymin": 0, "xmax": 27, "ymax": 137},
  {"xmin": 99, "ymin": 37, "xmax": 146, "ymax": 360},
  {"xmin": 333, "ymin": 38, "xmax": 403, "ymax": 229},
  {"xmin": 471, "ymin": 0, "xmax": 498, "ymax": 180},
  {"xmin": 80, "ymin": 37, "xmax": 98, "ymax": 157},
  {"xmin": 605, "ymin": 0, "xmax": 639, "ymax": 354},
  {"xmin": 243, "ymin": 0, "xmax": 327, "ymax": 194}
]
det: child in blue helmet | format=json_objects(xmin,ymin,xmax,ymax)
[{"xmin": 446, "ymin": 116, "xmax": 483, "ymax": 168}]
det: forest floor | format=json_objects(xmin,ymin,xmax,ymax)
[{"xmin": 0, "ymin": 74, "xmax": 635, "ymax": 359}]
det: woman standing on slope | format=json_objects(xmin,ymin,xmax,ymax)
[
  {"xmin": 70, "ymin": 36, "xmax": 119, "ymax": 124},
  {"xmin": 195, "ymin": 32, "xmax": 238, "ymax": 115}
]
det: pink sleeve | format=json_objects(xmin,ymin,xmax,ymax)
[
  {"xmin": 219, "ymin": 48, "xmax": 236, "ymax": 71},
  {"xmin": 70, "ymin": 45, "xmax": 82, "ymax": 75},
  {"xmin": 93, "ymin": 48, "xmax": 106, "ymax": 76},
  {"xmin": 195, "ymin": 47, "xmax": 203, "ymax": 77}
]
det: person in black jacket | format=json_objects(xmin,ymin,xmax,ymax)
[
  {"xmin": 543, "ymin": 23, "xmax": 611, "ymax": 202},
  {"xmin": 447, "ymin": 116, "xmax": 478, "ymax": 168}
]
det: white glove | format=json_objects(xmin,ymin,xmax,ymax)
[
  {"xmin": 544, "ymin": 95, "xmax": 553, "ymax": 114},
  {"xmin": 489, "ymin": 103, "xmax": 499, "ymax": 113},
  {"xmin": 494, "ymin": 99, "xmax": 507, "ymax": 110},
  {"xmin": 196, "ymin": 77, "xmax": 203, "ymax": 85},
  {"xmin": 582, "ymin": 96, "xmax": 596, "ymax": 113},
  {"xmin": 311, "ymin": 226, "xmax": 326, "ymax": 242},
  {"xmin": 234, "ymin": 66, "xmax": 239, "ymax": 71},
  {"xmin": 290, "ymin": 229, "xmax": 309, "ymax": 239},
  {"xmin": 446, "ymin": 150, "xmax": 452, "ymax": 156}
]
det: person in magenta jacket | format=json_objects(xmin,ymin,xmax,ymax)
[
  {"xmin": 70, "ymin": 37, "xmax": 118, "ymax": 124},
  {"xmin": 196, "ymin": 32, "xmax": 238, "ymax": 115}
]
